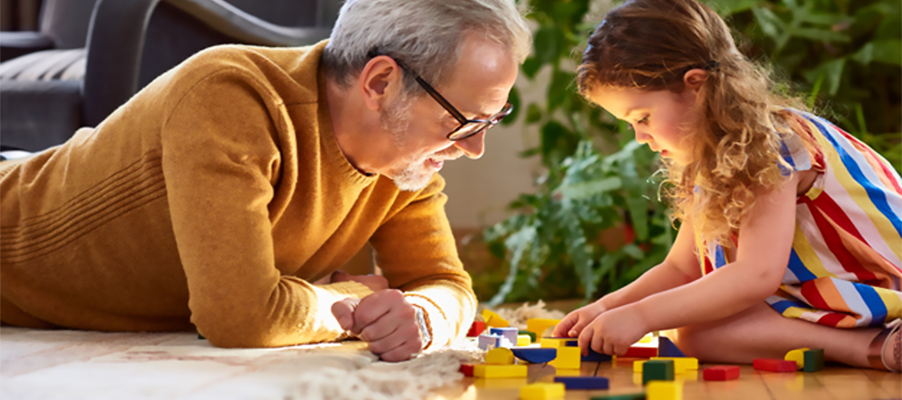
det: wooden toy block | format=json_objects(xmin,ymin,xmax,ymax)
[
  {"xmin": 474, "ymin": 364, "xmax": 527, "ymax": 378},
  {"xmin": 490, "ymin": 327, "xmax": 519, "ymax": 345},
  {"xmin": 482, "ymin": 309, "xmax": 510, "ymax": 328},
  {"xmin": 541, "ymin": 337, "xmax": 577, "ymax": 348},
  {"xmin": 518, "ymin": 334, "xmax": 532, "ymax": 346},
  {"xmin": 553, "ymin": 376, "xmax": 609, "ymax": 390},
  {"xmin": 459, "ymin": 363, "xmax": 475, "ymax": 377},
  {"xmin": 520, "ymin": 382, "xmax": 565, "ymax": 400},
  {"xmin": 486, "ymin": 347, "xmax": 515, "ymax": 365},
  {"xmin": 647, "ymin": 380, "xmax": 683, "ymax": 400},
  {"xmin": 527, "ymin": 318, "xmax": 561, "ymax": 337},
  {"xmin": 651, "ymin": 357, "xmax": 698, "ymax": 372},
  {"xmin": 197, "ymin": 333, "xmax": 205, "ymax": 340},
  {"xmin": 549, "ymin": 346, "xmax": 581, "ymax": 369},
  {"xmin": 582, "ymin": 346, "xmax": 613, "ymax": 362},
  {"xmin": 478, "ymin": 334, "xmax": 500, "ymax": 350},
  {"xmin": 639, "ymin": 333, "xmax": 654, "ymax": 343},
  {"xmin": 590, "ymin": 393, "xmax": 646, "ymax": 400},
  {"xmin": 784, "ymin": 347, "xmax": 808, "ymax": 370},
  {"xmin": 624, "ymin": 346, "xmax": 658, "ymax": 358},
  {"xmin": 511, "ymin": 347, "xmax": 557, "ymax": 363},
  {"xmin": 657, "ymin": 337, "xmax": 685, "ymax": 357},
  {"xmin": 467, "ymin": 321, "xmax": 486, "ymax": 337},
  {"xmin": 753, "ymin": 358, "xmax": 797, "ymax": 372},
  {"xmin": 634, "ymin": 360, "xmax": 645, "ymax": 373},
  {"xmin": 519, "ymin": 330, "xmax": 537, "ymax": 343},
  {"xmin": 643, "ymin": 359, "xmax": 675, "ymax": 384},
  {"xmin": 702, "ymin": 365, "xmax": 740, "ymax": 381},
  {"xmin": 803, "ymin": 348, "xmax": 824, "ymax": 372}
]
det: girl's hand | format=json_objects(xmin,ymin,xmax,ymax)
[
  {"xmin": 577, "ymin": 305, "xmax": 649, "ymax": 356},
  {"xmin": 553, "ymin": 300, "xmax": 608, "ymax": 338}
]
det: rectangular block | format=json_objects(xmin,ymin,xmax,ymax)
[
  {"xmin": 520, "ymin": 383, "xmax": 565, "ymax": 400},
  {"xmin": 549, "ymin": 346, "xmax": 581, "ymax": 369},
  {"xmin": 477, "ymin": 334, "xmax": 500, "ymax": 350},
  {"xmin": 582, "ymin": 347, "xmax": 613, "ymax": 362},
  {"xmin": 803, "ymin": 349, "xmax": 824, "ymax": 372},
  {"xmin": 643, "ymin": 359, "xmax": 675, "ymax": 384},
  {"xmin": 519, "ymin": 330, "xmax": 537, "ymax": 343},
  {"xmin": 651, "ymin": 357, "xmax": 698, "ymax": 372},
  {"xmin": 753, "ymin": 358, "xmax": 797, "ymax": 372},
  {"xmin": 554, "ymin": 376, "xmax": 609, "ymax": 390},
  {"xmin": 590, "ymin": 393, "xmax": 646, "ymax": 400},
  {"xmin": 647, "ymin": 380, "xmax": 683, "ymax": 400},
  {"xmin": 541, "ymin": 337, "xmax": 577, "ymax": 348},
  {"xmin": 459, "ymin": 363, "xmax": 475, "ymax": 377},
  {"xmin": 518, "ymin": 334, "xmax": 532, "ymax": 346},
  {"xmin": 624, "ymin": 346, "xmax": 658, "ymax": 358},
  {"xmin": 473, "ymin": 364, "xmax": 527, "ymax": 378},
  {"xmin": 490, "ymin": 327, "xmax": 519, "ymax": 346},
  {"xmin": 634, "ymin": 360, "xmax": 645, "ymax": 373},
  {"xmin": 702, "ymin": 365, "xmax": 740, "ymax": 381}
]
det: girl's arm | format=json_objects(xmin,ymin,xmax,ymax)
[
  {"xmin": 634, "ymin": 172, "xmax": 799, "ymax": 332},
  {"xmin": 554, "ymin": 218, "xmax": 701, "ymax": 337}
]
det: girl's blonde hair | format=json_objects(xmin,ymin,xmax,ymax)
[{"xmin": 577, "ymin": 0, "xmax": 809, "ymax": 248}]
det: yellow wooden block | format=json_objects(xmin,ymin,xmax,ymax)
[
  {"xmin": 486, "ymin": 347, "xmax": 515, "ymax": 365},
  {"xmin": 639, "ymin": 333, "xmax": 654, "ymax": 343},
  {"xmin": 540, "ymin": 337, "xmax": 574, "ymax": 348},
  {"xmin": 519, "ymin": 383, "xmax": 565, "ymax": 400},
  {"xmin": 555, "ymin": 368, "xmax": 580, "ymax": 376},
  {"xmin": 647, "ymin": 380, "xmax": 683, "ymax": 400},
  {"xmin": 474, "ymin": 364, "xmax": 527, "ymax": 378},
  {"xmin": 518, "ymin": 334, "xmax": 532, "ymax": 346},
  {"xmin": 482, "ymin": 309, "xmax": 510, "ymax": 328},
  {"xmin": 784, "ymin": 347, "xmax": 809, "ymax": 370},
  {"xmin": 651, "ymin": 357, "xmax": 698, "ymax": 373},
  {"xmin": 549, "ymin": 346, "xmax": 580, "ymax": 369},
  {"xmin": 634, "ymin": 360, "xmax": 646, "ymax": 373},
  {"xmin": 526, "ymin": 318, "xmax": 561, "ymax": 337},
  {"xmin": 474, "ymin": 377, "xmax": 528, "ymax": 389}
]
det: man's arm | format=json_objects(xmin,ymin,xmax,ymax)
[
  {"xmin": 368, "ymin": 174, "xmax": 478, "ymax": 349},
  {"xmin": 161, "ymin": 68, "xmax": 372, "ymax": 347}
]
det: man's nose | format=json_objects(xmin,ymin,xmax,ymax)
[{"xmin": 453, "ymin": 129, "xmax": 486, "ymax": 159}]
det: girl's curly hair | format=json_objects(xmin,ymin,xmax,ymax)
[{"xmin": 577, "ymin": 0, "xmax": 811, "ymax": 249}]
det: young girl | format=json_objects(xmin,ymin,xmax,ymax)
[{"xmin": 554, "ymin": 0, "xmax": 901, "ymax": 371}]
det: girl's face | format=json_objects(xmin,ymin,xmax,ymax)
[{"xmin": 588, "ymin": 84, "xmax": 702, "ymax": 165}]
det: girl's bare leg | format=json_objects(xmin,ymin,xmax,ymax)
[{"xmin": 672, "ymin": 302, "xmax": 898, "ymax": 370}]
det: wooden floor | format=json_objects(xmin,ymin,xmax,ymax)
[{"xmin": 433, "ymin": 357, "xmax": 902, "ymax": 400}]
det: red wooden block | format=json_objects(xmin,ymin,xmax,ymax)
[
  {"xmin": 623, "ymin": 346, "xmax": 658, "ymax": 358},
  {"xmin": 753, "ymin": 358, "xmax": 797, "ymax": 372},
  {"xmin": 467, "ymin": 321, "xmax": 486, "ymax": 337},
  {"xmin": 703, "ymin": 365, "xmax": 740, "ymax": 381},
  {"xmin": 459, "ymin": 363, "xmax": 475, "ymax": 377}
]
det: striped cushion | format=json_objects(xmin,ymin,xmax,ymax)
[{"xmin": 0, "ymin": 49, "xmax": 86, "ymax": 81}]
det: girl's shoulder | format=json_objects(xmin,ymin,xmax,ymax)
[{"xmin": 771, "ymin": 108, "xmax": 825, "ymax": 176}]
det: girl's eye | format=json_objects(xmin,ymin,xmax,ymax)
[{"xmin": 636, "ymin": 115, "xmax": 649, "ymax": 124}]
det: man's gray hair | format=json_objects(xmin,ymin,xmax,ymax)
[{"xmin": 322, "ymin": 0, "xmax": 531, "ymax": 95}]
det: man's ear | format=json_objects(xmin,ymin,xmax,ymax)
[
  {"xmin": 358, "ymin": 56, "xmax": 403, "ymax": 112},
  {"xmin": 683, "ymin": 68, "xmax": 708, "ymax": 91}
]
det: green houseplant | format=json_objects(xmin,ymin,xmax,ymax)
[{"xmin": 481, "ymin": 0, "xmax": 901, "ymax": 306}]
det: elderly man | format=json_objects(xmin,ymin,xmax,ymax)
[{"xmin": 0, "ymin": 0, "xmax": 531, "ymax": 361}]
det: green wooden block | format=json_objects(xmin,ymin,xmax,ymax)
[
  {"xmin": 519, "ymin": 330, "xmax": 537, "ymax": 343},
  {"xmin": 642, "ymin": 359, "xmax": 674, "ymax": 385},
  {"xmin": 197, "ymin": 333, "xmax": 205, "ymax": 340},
  {"xmin": 803, "ymin": 348, "xmax": 824, "ymax": 372},
  {"xmin": 590, "ymin": 393, "xmax": 646, "ymax": 400}
]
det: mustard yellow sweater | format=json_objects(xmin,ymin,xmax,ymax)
[{"xmin": 0, "ymin": 41, "xmax": 476, "ymax": 349}]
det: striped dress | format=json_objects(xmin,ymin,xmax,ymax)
[{"xmin": 697, "ymin": 110, "xmax": 902, "ymax": 328}]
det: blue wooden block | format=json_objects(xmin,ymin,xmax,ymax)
[
  {"xmin": 658, "ymin": 337, "xmax": 686, "ymax": 357},
  {"xmin": 554, "ymin": 376, "xmax": 609, "ymax": 390},
  {"xmin": 582, "ymin": 347, "xmax": 613, "ymax": 362},
  {"xmin": 478, "ymin": 334, "xmax": 500, "ymax": 350},
  {"xmin": 511, "ymin": 347, "xmax": 557, "ymax": 363}
]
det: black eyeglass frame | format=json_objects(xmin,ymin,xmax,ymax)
[{"xmin": 368, "ymin": 51, "xmax": 514, "ymax": 141}]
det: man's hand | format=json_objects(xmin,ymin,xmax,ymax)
[
  {"xmin": 331, "ymin": 289, "xmax": 425, "ymax": 362},
  {"xmin": 329, "ymin": 270, "xmax": 389, "ymax": 292}
]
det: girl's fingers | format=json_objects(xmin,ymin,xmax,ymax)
[
  {"xmin": 590, "ymin": 328, "xmax": 606, "ymax": 355},
  {"xmin": 568, "ymin": 316, "xmax": 594, "ymax": 338},
  {"xmin": 577, "ymin": 325, "xmax": 594, "ymax": 356},
  {"xmin": 553, "ymin": 313, "xmax": 577, "ymax": 337}
]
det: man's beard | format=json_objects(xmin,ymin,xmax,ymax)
[{"xmin": 381, "ymin": 93, "xmax": 463, "ymax": 192}]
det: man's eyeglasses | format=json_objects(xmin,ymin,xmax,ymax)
[{"xmin": 369, "ymin": 52, "xmax": 514, "ymax": 141}]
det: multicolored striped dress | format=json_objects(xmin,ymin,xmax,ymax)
[{"xmin": 697, "ymin": 110, "xmax": 902, "ymax": 328}]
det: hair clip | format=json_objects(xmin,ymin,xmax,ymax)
[{"xmin": 705, "ymin": 60, "xmax": 720, "ymax": 70}]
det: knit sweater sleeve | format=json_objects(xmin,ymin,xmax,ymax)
[
  {"xmin": 369, "ymin": 175, "xmax": 478, "ymax": 349},
  {"xmin": 160, "ymin": 68, "xmax": 371, "ymax": 348}
]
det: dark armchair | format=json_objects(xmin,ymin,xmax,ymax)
[{"xmin": 0, "ymin": 0, "xmax": 332, "ymax": 152}]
